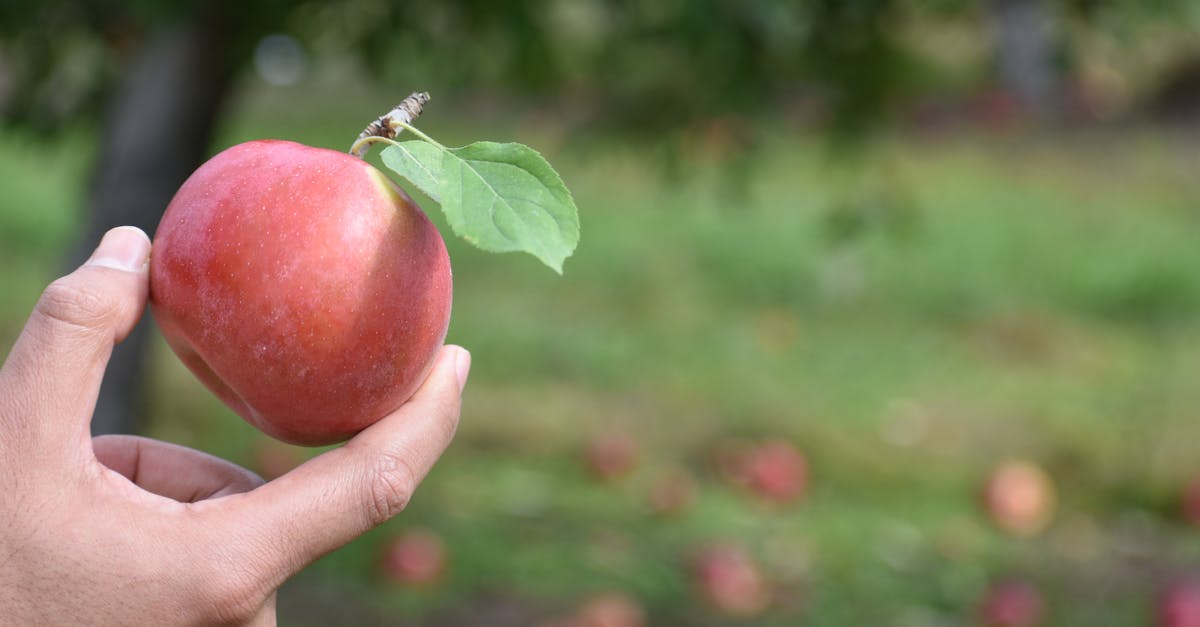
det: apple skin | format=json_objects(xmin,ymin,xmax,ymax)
[
  {"xmin": 1182, "ymin": 476, "xmax": 1200, "ymax": 527},
  {"xmin": 379, "ymin": 528, "xmax": 447, "ymax": 587},
  {"xmin": 584, "ymin": 431, "xmax": 639, "ymax": 482},
  {"xmin": 714, "ymin": 438, "xmax": 808, "ymax": 505},
  {"xmin": 1160, "ymin": 579, "xmax": 1200, "ymax": 627},
  {"xmin": 572, "ymin": 593, "xmax": 647, "ymax": 627},
  {"xmin": 740, "ymin": 439, "xmax": 808, "ymax": 505},
  {"xmin": 150, "ymin": 140, "xmax": 452, "ymax": 446},
  {"xmin": 691, "ymin": 543, "xmax": 772, "ymax": 617},
  {"xmin": 976, "ymin": 579, "xmax": 1044, "ymax": 627}
]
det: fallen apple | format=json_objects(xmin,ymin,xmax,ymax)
[
  {"xmin": 379, "ymin": 528, "xmax": 447, "ymax": 587},
  {"xmin": 976, "ymin": 579, "xmax": 1044, "ymax": 627},
  {"xmin": 1160, "ymin": 579, "xmax": 1200, "ymax": 627},
  {"xmin": 1181, "ymin": 475, "xmax": 1200, "ymax": 527},
  {"xmin": 571, "ymin": 592, "xmax": 647, "ymax": 627},
  {"xmin": 691, "ymin": 543, "xmax": 772, "ymax": 617},
  {"xmin": 714, "ymin": 438, "xmax": 808, "ymax": 505},
  {"xmin": 980, "ymin": 460, "xmax": 1056, "ymax": 537},
  {"xmin": 584, "ymin": 431, "xmax": 639, "ymax": 482},
  {"xmin": 151, "ymin": 139, "xmax": 452, "ymax": 445},
  {"xmin": 740, "ymin": 439, "xmax": 808, "ymax": 505}
]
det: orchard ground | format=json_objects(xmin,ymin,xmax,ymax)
[{"xmin": 3, "ymin": 92, "xmax": 1200, "ymax": 625}]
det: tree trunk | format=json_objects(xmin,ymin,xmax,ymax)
[
  {"xmin": 987, "ymin": 0, "xmax": 1062, "ymax": 120},
  {"xmin": 72, "ymin": 17, "xmax": 238, "ymax": 436}
]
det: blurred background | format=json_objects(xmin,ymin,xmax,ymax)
[{"xmin": 3, "ymin": 0, "xmax": 1200, "ymax": 625}]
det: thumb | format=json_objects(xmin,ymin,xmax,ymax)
[
  {"xmin": 0, "ymin": 226, "xmax": 151, "ymax": 454},
  {"xmin": 218, "ymin": 345, "xmax": 469, "ymax": 589}
]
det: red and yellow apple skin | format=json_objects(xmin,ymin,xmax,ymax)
[{"xmin": 150, "ymin": 140, "xmax": 452, "ymax": 446}]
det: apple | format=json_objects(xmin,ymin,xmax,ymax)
[
  {"xmin": 1159, "ymin": 579, "xmax": 1200, "ymax": 627},
  {"xmin": 714, "ymin": 438, "xmax": 808, "ymax": 505},
  {"xmin": 150, "ymin": 140, "xmax": 452, "ymax": 445},
  {"xmin": 1181, "ymin": 476, "xmax": 1200, "ymax": 527},
  {"xmin": 740, "ymin": 440, "xmax": 808, "ymax": 504},
  {"xmin": 976, "ymin": 579, "xmax": 1044, "ymax": 627},
  {"xmin": 571, "ymin": 592, "xmax": 647, "ymax": 627},
  {"xmin": 379, "ymin": 528, "xmax": 447, "ymax": 587},
  {"xmin": 584, "ymin": 431, "xmax": 638, "ymax": 482},
  {"xmin": 981, "ymin": 460, "xmax": 1056, "ymax": 536},
  {"xmin": 691, "ymin": 543, "xmax": 772, "ymax": 617}
]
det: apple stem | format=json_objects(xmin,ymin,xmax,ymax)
[
  {"xmin": 350, "ymin": 92, "xmax": 431, "ymax": 159},
  {"xmin": 394, "ymin": 121, "xmax": 446, "ymax": 151}
]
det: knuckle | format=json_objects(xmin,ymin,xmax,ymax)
[
  {"xmin": 35, "ymin": 277, "xmax": 120, "ymax": 335},
  {"xmin": 364, "ymin": 448, "xmax": 420, "ymax": 526}
]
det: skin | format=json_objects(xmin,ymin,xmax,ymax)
[
  {"xmin": 0, "ymin": 227, "xmax": 469, "ymax": 625},
  {"xmin": 151, "ymin": 140, "xmax": 453, "ymax": 445}
]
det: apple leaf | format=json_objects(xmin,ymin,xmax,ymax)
[
  {"xmin": 380, "ymin": 139, "xmax": 580, "ymax": 273},
  {"xmin": 440, "ymin": 142, "xmax": 579, "ymax": 273},
  {"xmin": 380, "ymin": 140, "xmax": 444, "ymax": 203}
]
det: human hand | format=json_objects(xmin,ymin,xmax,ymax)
[{"xmin": 0, "ymin": 227, "xmax": 468, "ymax": 625}]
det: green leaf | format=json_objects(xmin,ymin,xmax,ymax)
[
  {"xmin": 380, "ymin": 135, "xmax": 580, "ymax": 273},
  {"xmin": 380, "ymin": 141, "xmax": 444, "ymax": 203},
  {"xmin": 439, "ymin": 141, "xmax": 580, "ymax": 273}
]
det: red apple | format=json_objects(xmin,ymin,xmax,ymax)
[
  {"xmin": 379, "ymin": 528, "xmax": 447, "ymax": 587},
  {"xmin": 150, "ymin": 140, "xmax": 452, "ymax": 445},
  {"xmin": 1160, "ymin": 579, "xmax": 1200, "ymax": 627},
  {"xmin": 741, "ymin": 440, "xmax": 808, "ymax": 504},
  {"xmin": 976, "ymin": 579, "xmax": 1044, "ymax": 627},
  {"xmin": 691, "ymin": 543, "xmax": 772, "ymax": 617},
  {"xmin": 584, "ymin": 432, "xmax": 638, "ymax": 482},
  {"xmin": 1181, "ymin": 476, "xmax": 1200, "ymax": 527},
  {"xmin": 715, "ymin": 439, "xmax": 807, "ymax": 505},
  {"xmin": 981, "ymin": 460, "xmax": 1056, "ymax": 536}
]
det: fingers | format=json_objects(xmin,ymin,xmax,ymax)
[
  {"xmin": 93, "ymin": 435, "xmax": 264, "ymax": 501},
  {"xmin": 0, "ymin": 227, "xmax": 151, "ymax": 455},
  {"xmin": 226, "ymin": 345, "xmax": 469, "ymax": 586}
]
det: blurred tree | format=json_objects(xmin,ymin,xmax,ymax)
[
  {"xmin": 0, "ymin": 1, "xmax": 300, "ymax": 434},
  {"xmin": 986, "ymin": 0, "xmax": 1063, "ymax": 118}
]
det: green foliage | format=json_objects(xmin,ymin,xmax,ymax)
[
  {"xmin": 0, "ymin": 0, "xmax": 293, "ymax": 130},
  {"xmin": 800, "ymin": 0, "xmax": 911, "ymax": 136},
  {"xmin": 4, "ymin": 0, "xmax": 1199, "ymax": 139}
]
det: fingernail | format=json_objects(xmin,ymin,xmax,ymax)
[
  {"xmin": 86, "ymin": 226, "xmax": 151, "ymax": 272},
  {"xmin": 454, "ymin": 347, "xmax": 471, "ymax": 393}
]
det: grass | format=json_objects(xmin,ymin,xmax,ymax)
[{"xmin": 3, "ymin": 103, "xmax": 1200, "ymax": 624}]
